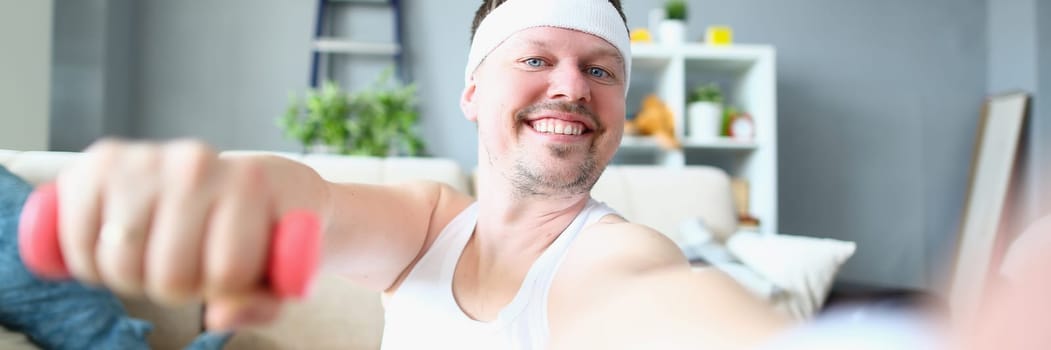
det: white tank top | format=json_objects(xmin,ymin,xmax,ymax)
[{"xmin": 380, "ymin": 199, "xmax": 618, "ymax": 350}]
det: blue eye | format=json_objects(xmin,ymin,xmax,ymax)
[
  {"xmin": 587, "ymin": 67, "xmax": 610, "ymax": 78},
  {"xmin": 525, "ymin": 58, "xmax": 544, "ymax": 67}
]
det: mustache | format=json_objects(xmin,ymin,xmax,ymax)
[{"xmin": 515, "ymin": 101, "xmax": 601, "ymax": 130}]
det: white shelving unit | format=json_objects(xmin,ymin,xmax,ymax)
[{"xmin": 620, "ymin": 43, "xmax": 778, "ymax": 235}]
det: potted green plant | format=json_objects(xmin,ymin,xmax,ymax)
[
  {"xmin": 660, "ymin": 0, "xmax": 687, "ymax": 44},
  {"xmin": 687, "ymin": 83, "xmax": 723, "ymax": 140},
  {"xmin": 279, "ymin": 68, "xmax": 426, "ymax": 157},
  {"xmin": 344, "ymin": 69, "xmax": 426, "ymax": 157},
  {"xmin": 278, "ymin": 81, "xmax": 351, "ymax": 154}
]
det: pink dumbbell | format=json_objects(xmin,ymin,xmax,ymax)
[{"xmin": 17, "ymin": 183, "xmax": 321, "ymax": 299}]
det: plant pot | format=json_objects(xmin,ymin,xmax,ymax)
[
  {"xmin": 659, "ymin": 20, "xmax": 686, "ymax": 45},
  {"xmin": 688, "ymin": 101, "xmax": 722, "ymax": 141}
]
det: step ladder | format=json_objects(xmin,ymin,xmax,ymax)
[{"xmin": 309, "ymin": 0, "xmax": 406, "ymax": 88}]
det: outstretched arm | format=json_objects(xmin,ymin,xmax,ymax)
[
  {"xmin": 50, "ymin": 139, "xmax": 471, "ymax": 329},
  {"xmin": 320, "ymin": 180, "xmax": 473, "ymax": 292},
  {"xmin": 548, "ymin": 222, "xmax": 792, "ymax": 349}
]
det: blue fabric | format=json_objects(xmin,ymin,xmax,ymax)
[{"xmin": 0, "ymin": 165, "xmax": 230, "ymax": 349}]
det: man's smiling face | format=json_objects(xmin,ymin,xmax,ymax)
[{"xmin": 462, "ymin": 26, "xmax": 627, "ymax": 197}]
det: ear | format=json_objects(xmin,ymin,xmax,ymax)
[{"xmin": 460, "ymin": 77, "xmax": 479, "ymax": 122}]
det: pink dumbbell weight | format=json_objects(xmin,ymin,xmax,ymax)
[{"xmin": 17, "ymin": 183, "xmax": 321, "ymax": 299}]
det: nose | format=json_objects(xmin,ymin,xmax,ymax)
[{"xmin": 547, "ymin": 64, "xmax": 591, "ymax": 103}]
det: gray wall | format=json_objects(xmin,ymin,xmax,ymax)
[
  {"xmin": 48, "ymin": 0, "xmax": 1000, "ymax": 289},
  {"xmin": 987, "ymin": 0, "xmax": 1036, "ymax": 93},
  {"xmin": 987, "ymin": 0, "xmax": 1050, "ymax": 252},
  {"xmin": 1041, "ymin": 2, "xmax": 1051, "ymax": 216},
  {"xmin": 50, "ymin": 0, "xmax": 134, "ymax": 151},
  {"xmin": 132, "ymin": 1, "xmax": 314, "ymax": 150},
  {"xmin": 402, "ymin": 0, "xmax": 476, "ymax": 166},
  {"xmin": 622, "ymin": 0, "xmax": 987, "ymax": 289},
  {"xmin": 1035, "ymin": 1, "xmax": 1051, "ymax": 221},
  {"xmin": 0, "ymin": 0, "xmax": 52, "ymax": 151}
]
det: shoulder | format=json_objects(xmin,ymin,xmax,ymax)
[
  {"xmin": 381, "ymin": 180, "xmax": 474, "ymax": 226},
  {"xmin": 563, "ymin": 219, "xmax": 689, "ymax": 277},
  {"xmin": 547, "ymin": 219, "xmax": 692, "ymax": 310},
  {"xmin": 378, "ymin": 180, "xmax": 474, "ymax": 295},
  {"xmin": 546, "ymin": 219, "xmax": 794, "ymax": 349}
]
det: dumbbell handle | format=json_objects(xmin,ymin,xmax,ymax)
[{"xmin": 17, "ymin": 183, "xmax": 320, "ymax": 299}]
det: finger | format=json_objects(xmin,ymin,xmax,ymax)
[
  {"xmin": 144, "ymin": 140, "xmax": 218, "ymax": 305},
  {"xmin": 204, "ymin": 159, "xmax": 270, "ymax": 297},
  {"xmin": 57, "ymin": 139, "xmax": 120, "ymax": 285},
  {"xmin": 95, "ymin": 143, "xmax": 160, "ymax": 295},
  {"xmin": 204, "ymin": 292, "xmax": 283, "ymax": 331}
]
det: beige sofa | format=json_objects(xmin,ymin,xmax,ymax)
[{"xmin": 0, "ymin": 149, "xmax": 739, "ymax": 350}]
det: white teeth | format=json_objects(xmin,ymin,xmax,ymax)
[{"xmin": 532, "ymin": 120, "xmax": 585, "ymax": 135}]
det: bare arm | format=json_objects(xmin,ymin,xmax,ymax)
[
  {"xmin": 52, "ymin": 141, "xmax": 472, "ymax": 329},
  {"xmin": 228, "ymin": 153, "xmax": 474, "ymax": 292},
  {"xmin": 548, "ymin": 222, "xmax": 792, "ymax": 349},
  {"xmin": 319, "ymin": 179, "xmax": 474, "ymax": 292}
]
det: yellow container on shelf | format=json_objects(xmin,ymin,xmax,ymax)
[
  {"xmin": 630, "ymin": 28, "xmax": 653, "ymax": 43},
  {"xmin": 705, "ymin": 26, "xmax": 733, "ymax": 45}
]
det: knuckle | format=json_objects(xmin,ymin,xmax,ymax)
[
  {"xmin": 85, "ymin": 138, "xmax": 124, "ymax": 155},
  {"xmin": 80, "ymin": 139, "xmax": 124, "ymax": 173},
  {"xmin": 226, "ymin": 158, "xmax": 266, "ymax": 192},
  {"xmin": 110, "ymin": 143, "xmax": 162, "ymax": 183},
  {"xmin": 165, "ymin": 141, "xmax": 218, "ymax": 190},
  {"xmin": 169, "ymin": 139, "xmax": 215, "ymax": 157}
]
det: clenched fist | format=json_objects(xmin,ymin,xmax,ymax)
[{"xmin": 49, "ymin": 139, "xmax": 330, "ymax": 329}]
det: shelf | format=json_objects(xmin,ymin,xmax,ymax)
[
  {"xmin": 313, "ymin": 38, "xmax": 400, "ymax": 55},
  {"xmin": 620, "ymin": 135, "xmax": 758, "ymax": 151},
  {"xmin": 623, "ymin": 42, "xmax": 776, "ymax": 235},
  {"xmin": 631, "ymin": 43, "xmax": 774, "ymax": 74}
]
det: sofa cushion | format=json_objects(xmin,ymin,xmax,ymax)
[
  {"xmin": 678, "ymin": 218, "xmax": 783, "ymax": 300},
  {"xmin": 727, "ymin": 232, "xmax": 856, "ymax": 320},
  {"xmin": 228, "ymin": 152, "xmax": 472, "ymax": 194},
  {"xmin": 225, "ymin": 273, "xmax": 384, "ymax": 350},
  {"xmin": 592, "ymin": 165, "xmax": 738, "ymax": 242},
  {"xmin": 0, "ymin": 150, "xmax": 17, "ymax": 168},
  {"xmin": 0, "ymin": 151, "xmax": 79, "ymax": 186},
  {"xmin": 0, "ymin": 325, "xmax": 39, "ymax": 350}
]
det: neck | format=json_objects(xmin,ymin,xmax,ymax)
[{"xmin": 472, "ymin": 165, "xmax": 591, "ymax": 251}]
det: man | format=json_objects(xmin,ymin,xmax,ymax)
[{"xmin": 50, "ymin": 0, "xmax": 790, "ymax": 348}]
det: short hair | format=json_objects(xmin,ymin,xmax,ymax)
[{"xmin": 469, "ymin": 0, "xmax": 628, "ymax": 42}]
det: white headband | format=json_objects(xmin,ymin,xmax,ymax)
[{"xmin": 464, "ymin": 0, "xmax": 632, "ymax": 95}]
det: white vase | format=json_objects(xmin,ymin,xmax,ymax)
[
  {"xmin": 688, "ymin": 101, "xmax": 722, "ymax": 140},
  {"xmin": 659, "ymin": 20, "xmax": 686, "ymax": 45}
]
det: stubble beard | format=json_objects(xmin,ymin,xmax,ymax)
[
  {"xmin": 496, "ymin": 100, "xmax": 608, "ymax": 199},
  {"xmin": 508, "ymin": 142, "xmax": 602, "ymax": 198}
]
